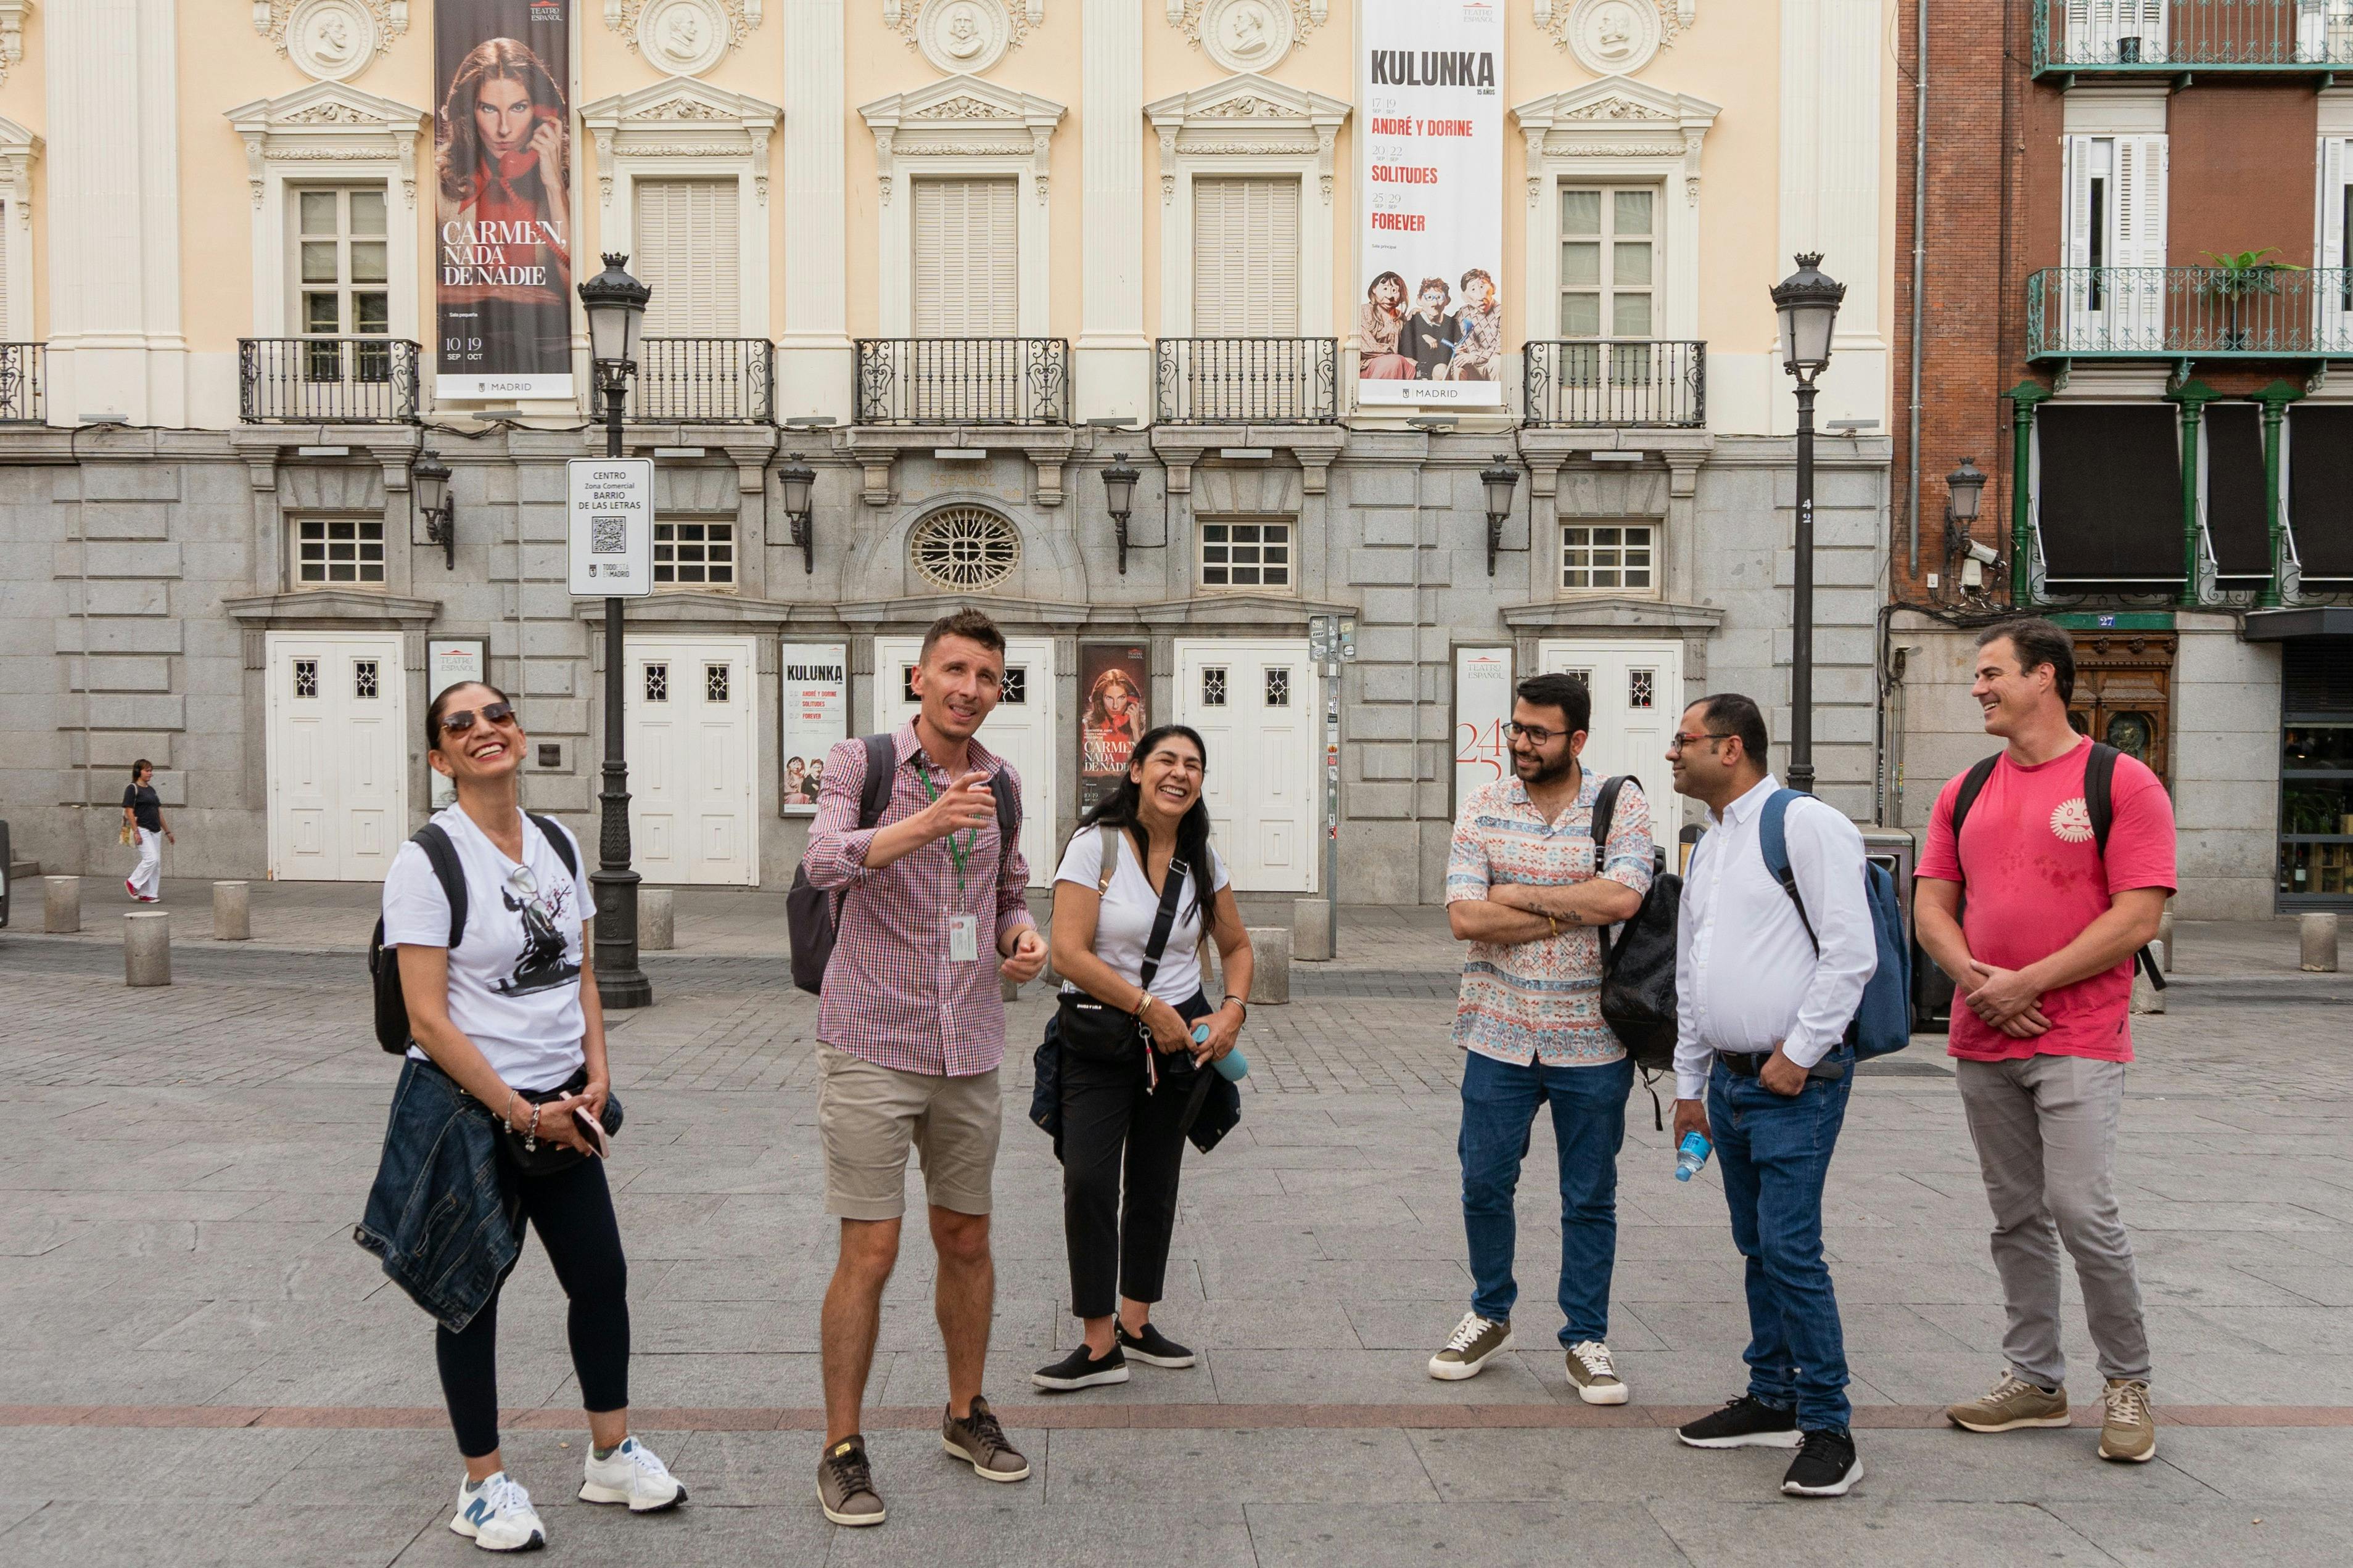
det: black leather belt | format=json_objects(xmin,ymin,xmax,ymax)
[{"xmin": 1715, "ymin": 1049, "xmax": 1848, "ymax": 1082}]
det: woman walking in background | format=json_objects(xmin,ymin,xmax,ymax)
[
  {"xmin": 121, "ymin": 760, "xmax": 171, "ymax": 903},
  {"xmin": 1034, "ymin": 724, "xmax": 1253, "ymax": 1392}
]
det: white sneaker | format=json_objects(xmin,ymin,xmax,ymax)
[
  {"xmin": 449, "ymin": 1471, "xmax": 546, "ymax": 1553},
  {"xmin": 579, "ymin": 1435, "xmax": 687, "ymax": 1513}
]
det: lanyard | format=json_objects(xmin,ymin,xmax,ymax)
[{"xmin": 913, "ymin": 761, "xmax": 978, "ymax": 897}]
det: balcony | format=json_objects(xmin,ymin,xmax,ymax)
[
  {"xmin": 239, "ymin": 337, "xmax": 420, "ymax": 424},
  {"xmin": 1155, "ymin": 337, "xmax": 1339, "ymax": 425},
  {"xmin": 0, "ymin": 342, "xmax": 42, "ymax": 423},
  {"xmin": 2034, "ymin": 0, "xmax": 2353, "ymax": 76},
  {"xmin": 628, "ymin": 338, "xmax": 774, "ymax": 424},
  {"xmin": 853, "ymin": 337, "xmax": 1069, "ymax": 426},
  {"xmin": 2025, "ymin": 266, "xmax": 2353, "ymax": 361},
  {"xmin": 1521, "ymin": 340, "xmax": 1706, "ymax": 429}
]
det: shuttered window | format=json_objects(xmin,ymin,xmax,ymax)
[
  {"xmin": 1192, "ymin": 178, "xmax": 1300, "ymax": 336},
  {"xmin": 2061, "ymin": 135, "xmax": 2166, "ymax": 348},
  {"xmin": 2289, "ymin": 404, "xmax": 2353, "ymax": 584},
  {"xmin": 2319, "ymin": 138, "xmax": 2353, "ymax": 349},
  {"xmin": 2059, "ymin": 1, "xmax": 2166, "ymax": 62},
  {"xmin": 635, "ymin": 180, "xmax": 741, "ymax": 336},
  {"xmin": 2035, "ymin": 403, "xmax": 2184, "ymax": 588},
  {"xmin": 912, "ymin": 178, "xmax": 1018, "ymax": 336},
  {"xmin": 2203, "ymin": 403, "xmax": 2270, "ymax": 585}
]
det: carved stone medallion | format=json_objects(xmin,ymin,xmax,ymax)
[
  {"xmin": 917, "ymin": 0, "xmax": 1012, "ymax": 75},
  {"xmin": 1201, "ymin": 0, "xmax": 1294, "ymax": 74},
  {"xmin": 285, "ymin": 0, "xmax": 381, "ymax": 83},
  {"xmin": 640, "ymin": 0, "xmax": 730, "ymax": 76},
  {"xmin": 1567, "ymin": 0, "xmax": 1663, "ymax": 76}
]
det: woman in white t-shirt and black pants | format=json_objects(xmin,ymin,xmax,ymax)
[
  {"xmin": 1034, "ymin": 724, "xmax": 1253, "ymax": 1391},
  {"xmin": 377, "ymin": 681, "xmax": 683, "ymax": 1552}
]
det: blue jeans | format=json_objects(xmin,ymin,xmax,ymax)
[
  {"xmin": 1708, "ymin": 1054, "xmax": 1854, "ymax": 1432},
  {"xmin": 1458, "ymin": 1049, "xmax": 1633, "ymax": 1344}
]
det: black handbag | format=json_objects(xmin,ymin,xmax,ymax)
[
  {"xmin": 1050, "ymin": 826, "xmax": 1190, "ymax": 1062},
  {"xmin": 499, "ymin": 1067, "xmax": 624, "ymax": 1178}
]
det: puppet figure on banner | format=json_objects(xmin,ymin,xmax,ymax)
[
  {"xmin": 1079, "ymin": 644, "xmax": 1150, "ymax": 812},
  {"xmin": 435, "ymin": 0, "xmax": 575, "ymax": 401},
  {"xmin": 1357, "ymin": 0, "xmax": 1506, "ymax": 408},
  {"xmin": 780, "ymin": 644, "xmax": 849, "ymax": 816}
]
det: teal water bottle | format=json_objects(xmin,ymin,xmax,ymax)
[
  {"xmin": 1675, "ymin": 1132, "xmax": 1712, "ymax": 1182},
  {"xmin": 1193, "ymin": 1023, "xmax": 1249, "ymax": 1081}
]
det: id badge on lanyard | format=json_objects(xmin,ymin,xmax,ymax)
[{"xmin": 949, "ymin": 914, "xmax": 979, "ymax": 963}]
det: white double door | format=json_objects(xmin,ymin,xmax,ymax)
[
  {"xmin": 875, "ymin": 636, "xmax": 1056, "ymax": 888},
  {"xmin": 624, "ymin": 636, "xmax": 760, "ymax": 886},
  {"xmin": 1174, "ymin": 638, "xmax": 1317, "ymax": 893},
  {"xmin": 1538, "ymin": 639, "xmax": 1684, "ymax": 791},
  {"xmin": 266, "ymin": 631, "xmax": 408, "ymax": 881}
]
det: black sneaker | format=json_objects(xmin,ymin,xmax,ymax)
[
  {"xmin": 1031, "ymin": 1342, "xmax": 1130, "ymax": 1392},
  {"xmin": 1781, "ymin": 1429, "xmax": 1862, "ymax": 1497},
  {"xmin": 1676, "ymin": 1394, "xmax": 1802, "ymax": 1450},
  {"xmin": 1116, "ymin": 1321, "xmax": 1197, "ymax": 1369}
]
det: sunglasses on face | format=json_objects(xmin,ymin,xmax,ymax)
[{"xmin": 440, "ymin": 702, "xmax": 518, "ymax": 736}]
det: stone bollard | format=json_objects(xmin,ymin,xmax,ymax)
[
  {"xmin": 1293, "ymin": 897, "xmax": 1333, "ymax": 962},
  {"xmin": 2301, "ymin": 911, "xmax": 2340, "ymax": 974},
  {"xmin": 43, "ymin": 876, "xmax": 81, "ymax": 934},
  {"xmin": 2129, "ymin": 953, "xmax": 2166, "ymax": 1015},
  {"xmin": 212, "ymin": 881, "xmax": 250, "ymax": 942},
  {"xmin": 124, "ymin": 911, "xmax": 170, "ymax": 987},
  {"xmin": 638, "ymin": 887, "xmax": 675, "ymax": 952},
  {"xmin": 1245, "ymin": 926, "xmax": 1292, "ymax": 1005},
  {"xmin": 2155, "ymin": 909, "xmax": 2175, "ymax": 972}
]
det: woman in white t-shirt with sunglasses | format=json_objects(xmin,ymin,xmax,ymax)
[{"xmin": 376, "ymin": 682, "xmax": 684, "ymax": 1551}]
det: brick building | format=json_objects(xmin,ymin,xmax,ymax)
[{"xmin": 1890, "ymin": 0, "xmax": 2353, "ymax": 917}]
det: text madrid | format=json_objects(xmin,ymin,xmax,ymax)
[{"xmin": 1367, "ymin": 49, "xmax": 1498, "ymax": 89}]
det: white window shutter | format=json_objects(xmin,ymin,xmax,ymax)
[
  {"xmin": 1192, "ymin": 178, "xmax": 1300, "ymax": 336},
  {"xmin": 913, "ymin": 178, "xmax": 1018, "ymax": 337},
  {"xmin": 635, "ymin": 181, "xmax": 741, "ymax": 337},
  {"xmin": 2064, "ymin": 137, "xmax": 2095, "ymax": 273},
  {"xmin": 2321, "ymin": 137, "xmax": 2351, "ymax": 351},
  {"xmin": 2118, "ymin": 134, "xmax": 2167, "ymax": 271}
]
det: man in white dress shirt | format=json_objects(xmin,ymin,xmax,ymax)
[{"xmin": 1665, "ymin": 694, "xmax": 1877, "ymax": 1499}]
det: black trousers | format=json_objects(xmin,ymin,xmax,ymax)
[
  {"xmin": 435, "ymin": 1152, "xmax": 630, "ymax": 1458},
  {"xmin": 1060, "ymin": 990, "xmax": 1212, "ymax": 1320}
]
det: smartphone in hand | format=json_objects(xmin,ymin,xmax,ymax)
[{"xmin": 574, "ymin": 1104, "xmax": 612, "ymax": 1159}]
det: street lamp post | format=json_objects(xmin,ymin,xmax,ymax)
[
  {"xmin": 579, "ymin": 254, "xmax": 653, "ymax": 1011},
  {"xmin": 1769, "ymin": 253, "xmax": 1845, "ymax": 797}
]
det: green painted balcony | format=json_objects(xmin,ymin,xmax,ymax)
[
  {"xmin": 2034, "ymin": 0, "xmax": 2353, "ymax": 76},
  {"xmin": 2025, "ymin": 266, "xmax": 2353, "ymax": 362}
]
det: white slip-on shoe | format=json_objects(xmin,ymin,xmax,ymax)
[
  {"xmin": 449, "ymin": 1471, "xmax": 546, "ymax": 1553},
  {"xmin": 579, "ymin": 1435, "xmax": 688, "ymax": 1513}
]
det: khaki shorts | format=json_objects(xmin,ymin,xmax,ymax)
[{"xmin": 816, "ymin": 1042, "xmax": 1002, "ymax": 1220}]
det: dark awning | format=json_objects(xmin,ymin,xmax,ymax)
[
  {"xmin": 2289, "ymin": 405, "xmax": 2353, "ymax": 585},
  {"xmin": 2037, "ymin": 403, "xmax": 2185, "ymax": 588},
  {"xmin": 2203, "ymin": 403, "xmax": 2270, "ymax": 585}
]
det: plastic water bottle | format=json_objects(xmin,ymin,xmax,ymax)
[
  {"xmin": 1194, "ymin": 1024, "xmax": 1250, "ymax": 1081},
  {"xmin": 1675, "ymin": 1131, "xmax": 1712, "ymax": 1183}
]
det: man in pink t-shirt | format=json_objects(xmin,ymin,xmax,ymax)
[{"xmin": 1915, "ymin": 619, "xmax": 2174, "ymax": 1467}]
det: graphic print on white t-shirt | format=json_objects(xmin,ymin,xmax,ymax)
[{"xmin": 1052, "ymin": 826, "xmax": 1233, "ymax": 1008}]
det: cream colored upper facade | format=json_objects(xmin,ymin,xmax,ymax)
[{"xmin": 0, "ymin": 1, "xmax": 1899, "ymax": 436}]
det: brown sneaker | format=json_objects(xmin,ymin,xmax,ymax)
[
  {"xmin": 816, "ymin": 1436, "xmax": 884, "ymax": 1527},
  {"xmin": 941, "ymin": 1394, "xmax": 1031, "ymax": 1482},
  {"xmin": 1428, "ymin": 1312, "xmax": 1512, "ymax": 1381},
  {"xmin": 1564, "ymin": 1339, "xmax": 1630, "ymax": 1406},
  {"xmin": 2098, "ymin": 1378, "xmax": 2156, "ymax": 1463},
  {"xmin": 1945, "ymin": 1371, "xmax": 2070, "ymax": 1433}
]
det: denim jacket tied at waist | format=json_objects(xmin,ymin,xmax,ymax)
[{"xmin": 353, "ymin": 1057, "xmax": 525, "ymax": 1334}]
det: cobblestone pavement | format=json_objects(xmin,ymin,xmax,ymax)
[{"xmin": 2, "ymin": 900, "xmax": 2351, "ymax": 1567}]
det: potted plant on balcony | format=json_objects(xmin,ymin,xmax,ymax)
[{"xmin": 2201, "ymin": 248, "xmax": 2305, "ymax": 351}]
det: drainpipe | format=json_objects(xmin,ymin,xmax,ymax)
[{"xmin": 1905, "ymin": 0, "xmax": 1929, "ymax": 576}]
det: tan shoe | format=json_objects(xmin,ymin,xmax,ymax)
[
  {"xmin": 1946, "ymin": 1371, "xmax": 2070, "ymax": 1433},
  {"xmin": 941, "ymin": 1395, "xmax": 1031, "ymax": 1482},
  {"xmin": 1564, "ymin": 1339, "xmax": 1630, "ymax": 1406},
  {"xmin": 1428, "ymin": 1312, "xmax": 1512, "ymax": 1381},
  {"xmin": 2098, "ymin": 1378, "xmax": 2156, "ymax": 1463},
  {"xmin": 816, "ymin": 1437, "xmax": 884, "ymax": 1527}
]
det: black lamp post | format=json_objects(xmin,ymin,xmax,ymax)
[
  {"xmin": 1769, "ymin": 252, "xmax": 1845, "ymax": 796},
  {"xmin": 778, "ymin": 453, "xmax": 817, "ymax": 574},
  {"xmin": 1102, "ymin": 453, "xmax": 1140, "ymax": 573},
  {"xmin": 1481, "ymin": 454, "xmax": 1520, "ymax": 577},
  {"xmin": 577, "ymin": 253, "xmax": 653, "ymax": 1011},
  {"xmin": 413, "ymin": 448, "xmax": 455, "ymax": 570}
]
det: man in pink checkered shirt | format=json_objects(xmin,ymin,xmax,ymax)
[{"xmin": 798, "ymin": 608, "xmax": 1047, "ymax": 1528}]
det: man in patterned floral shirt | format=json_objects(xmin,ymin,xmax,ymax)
[{"xmin": 1431, "ymin": 672, "xmax": 1654, "ymax": 1404}]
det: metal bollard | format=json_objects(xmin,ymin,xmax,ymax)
[
  {"xmin": 43, "ymin": 876, "xmax": 81, "ymax": 934},
  {"xmin": 2301, "ymin": 912, "xmax": 2339, "ymax": 974},
  {"xmin": 124, "ymin": 911, "xmax": 171, "ymax": 987},
  {"xmin": 1244, "ymin": 926, "xmax": 1292, "ymax": 1004},
  {"xmin": 2155, "ymin": 909, "xmax": 2175, "ymax": 973},
  {"xmin": 638, "ymin": 887, "xmax": 674, "ymax": 951},
  {"xmin": 1293, "ymin": 898, "xmax": 1333, "ymax": 962},
  {"xmin": 212, "ymin": 881, "xmax": 250, "ymax": 942}
]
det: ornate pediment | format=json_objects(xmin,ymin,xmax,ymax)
[
  {"xmin": 223, "ymin": 81, "xmax": 430, "ymax": 208},
  {"xmin": 580, "ymin": 78, "xmax": 783, "ymax": 205},
  {"xmin": 1512, "ymin": 79, "xmax": 1719, "ymax": 207},
  {"xmin": 859, "ymin": 76, "xmax": 1065, "ymax": 203},
  {"xmin": 1145, "ymin": 73, "xmax": 1349, "ymax": 203}
]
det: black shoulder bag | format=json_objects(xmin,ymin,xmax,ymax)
[{"xmin": 1053, "ymin": 825, "xmax": 1190, "ymax": 1061}]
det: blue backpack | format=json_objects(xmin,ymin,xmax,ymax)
[{"xmin": 1757, "ymin": 790, "xmax": 1911, "ymax": 1061}]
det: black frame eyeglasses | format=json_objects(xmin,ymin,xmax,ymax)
[
  {"xmin": 1504, "ymin": 721, "xmax": 1574, "ymax": 746},
  {"xmin": 1668, "ymin": 731, "xmax": 1733, "ymax": 754}
]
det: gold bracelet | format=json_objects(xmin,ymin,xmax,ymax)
[{"xmin": 1547, "ymin": 914, "xmax": 1560, "ymax": 938}]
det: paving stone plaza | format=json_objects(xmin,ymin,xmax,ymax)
[{"xmin": 2, "ymin": 887, "xmax": 2350, "ymax": 1567}]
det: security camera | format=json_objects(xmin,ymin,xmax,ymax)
[{"xmin": 1961, "ymin": 538, "xmax": 2000, "ymax": 568}]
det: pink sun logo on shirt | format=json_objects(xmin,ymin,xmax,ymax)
[{"xmin": 2050, "ymin": 797, "xmax": 2095, "ymax": 844}]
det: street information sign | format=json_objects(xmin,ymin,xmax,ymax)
[{"xmin": 567, "ymin": 457, "xmax": 654, "ymax": 597}]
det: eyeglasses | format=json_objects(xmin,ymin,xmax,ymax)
[
  {"xmin": 1668, "ymin": 731, "xmax": 1733, "ymax": 753},
  {"xmin": 439, "ymin": 701, "xmax": 517, "ymax": 736},
  {"xmin": 1505, "ymin": 721, "xmax": 1574, "ymax": 746},
  {"xmin": 504, "ymin": 863, "xmax": 538, "ymax": 903}
]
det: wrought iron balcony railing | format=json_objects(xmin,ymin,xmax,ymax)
[
  {"xmin": 628, "ymin": 337, "xmax": 775, "ymax": 424},
  {"xmin": 2025, "ymin": 266, "xmax": 2353, "ymax": 358},
  {"xmin": 854, "ymin": 337, "xmax": 1069, "ymax": 425},
  {"xmin": 2034, "ymin": 0, "xmax": 2353, "ymax": 74},
  {"xmin": 0, "ymin": 342, "xmax": 43, "ymax": 423},
  {"xmin": 1155, "ymin": 337, "xmax": 1340, "ymax": 424},
  {"xmin": 239, "ymin": 337, "xmax": 420, "ymax": 424},
  {"xmin": 1521, "ymin": 339, "xmax": 1706, "ymax": 429}
]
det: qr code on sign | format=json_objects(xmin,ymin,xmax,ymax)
[{"xmin": 590, "ymin": 516, "xmax": 627, "ymax": 555}]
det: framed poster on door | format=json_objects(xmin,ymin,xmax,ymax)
[
  {"xmin": 780, "ymin": 642, "xmax": 848, "ymax": 816},
  {"xmin": 1078, "ymin": 642, "xmax": 1150, "ymax": 813},
  {"xmin": 1453, "ymin": 646, "xmax": 1513, "ymax": 814}
]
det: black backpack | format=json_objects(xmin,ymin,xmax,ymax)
[
  {"xmin": 785, "ymin": 733, "xmax": 1019, "ymax": 996},
  {"xmin": 1589, "ymin": 774, "xmax": 1681, "ymax": 1077},
  {"xmin": 1947, "ymin": 741, "xmax": 2166, "ymax": 991},
  {"xmin": 369, "ymin": 813, "xmax": 579, "ymax": 1054}
]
